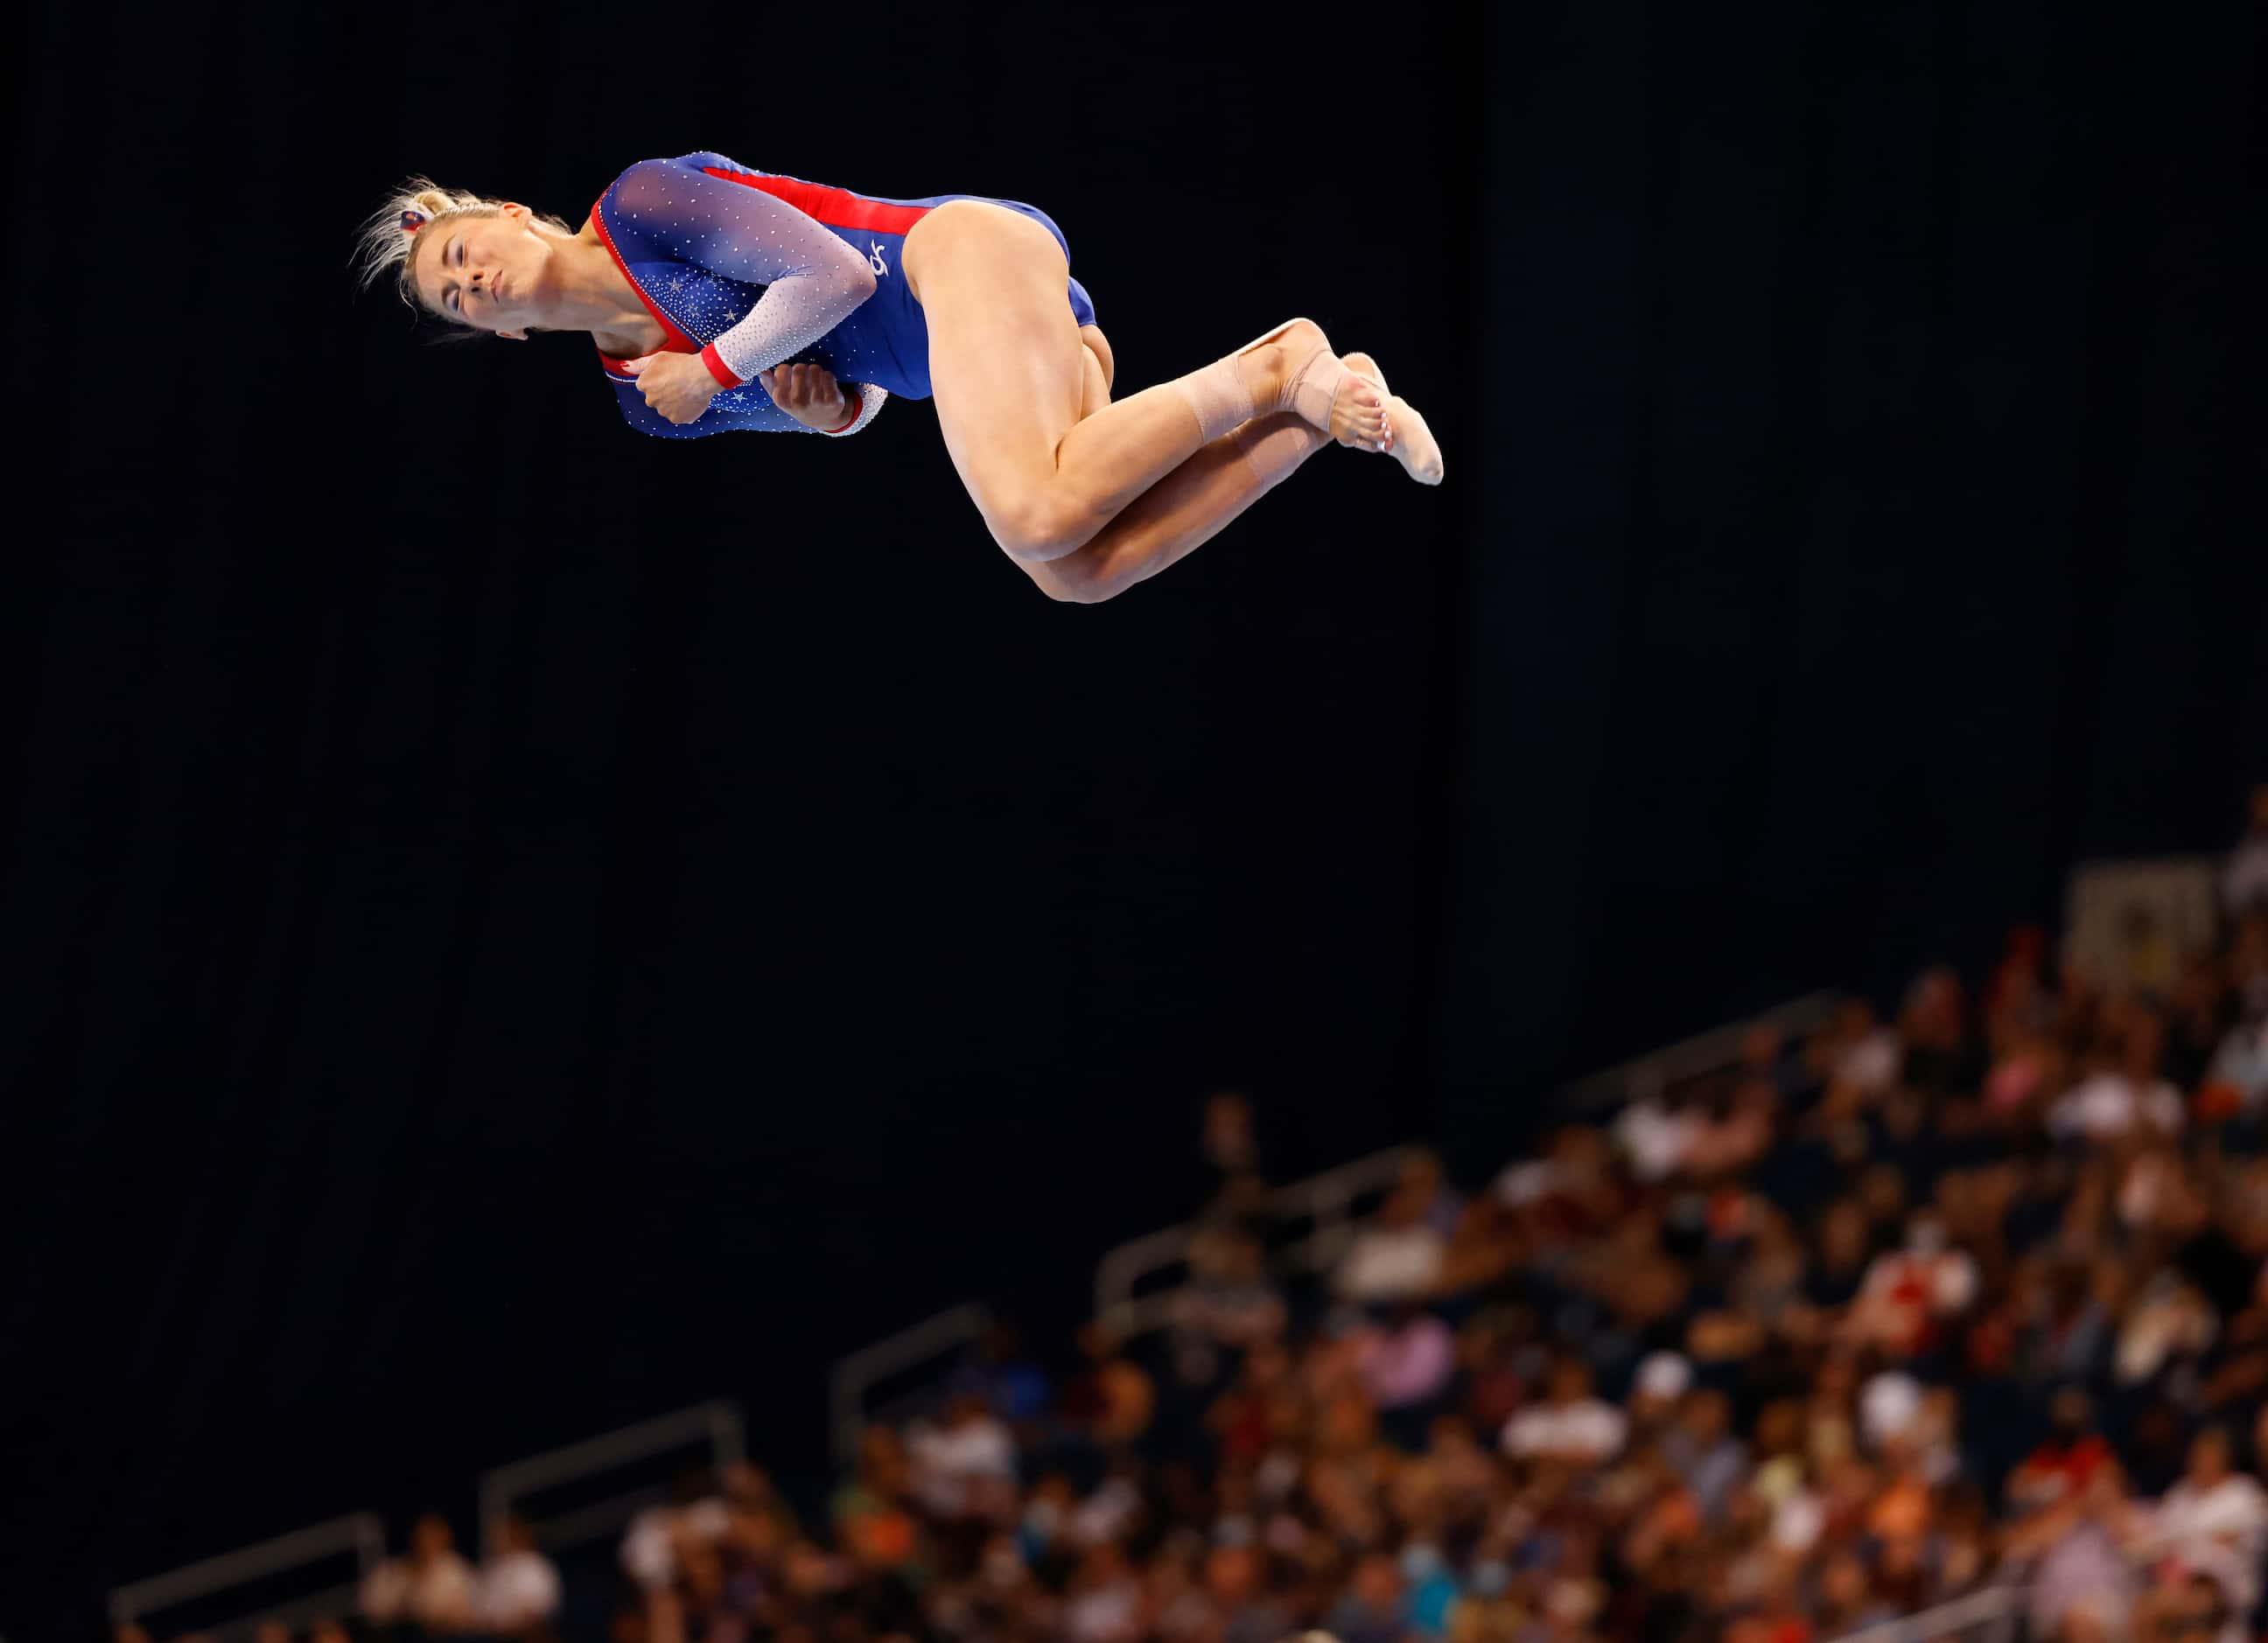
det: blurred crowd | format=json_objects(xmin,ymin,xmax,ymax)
[{"xmin": 130, "ymin": 786, "xmax": 2268, "ymax": 1643}]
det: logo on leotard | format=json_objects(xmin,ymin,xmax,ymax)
[{"xmin": 869, "ymin": 241, "xmax": 889, "ymax": 276}]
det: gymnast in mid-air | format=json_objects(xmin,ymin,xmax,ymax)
[{"xmin": 358, "ymin": 152, "xmax": 1441, "ymax": 604}]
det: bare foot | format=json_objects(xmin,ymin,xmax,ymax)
[
  {"xmin": 1238, "ymin": 318, "xmax": 1390, "ymax": 449},
  {"xmin": 1340, "ymin": 350, "xmax": 1445, "ymax": 486}
]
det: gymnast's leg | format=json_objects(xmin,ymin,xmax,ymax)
[
  {"xmin": 1017, "ymin": 348, "xmax": 1396, "ymax": 603},
  {"xmin": 902, "ymin": 201, "xmax": 1399, "ymax": 576}
]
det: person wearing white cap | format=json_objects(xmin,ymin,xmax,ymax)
[{"xmin": 1628, "ymin": 1351, "xmax": 1694, "ymax": 1437}]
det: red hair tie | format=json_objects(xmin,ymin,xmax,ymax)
[{"xmin": 400, "ymin": 208, "xmax": 429, "ymax": 234}]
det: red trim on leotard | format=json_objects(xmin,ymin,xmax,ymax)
[
  {"xmin": 823, "ymin": 389, "xmax": 864, "ymax": 434},
  {"xmin": 587, "ymin": 198, "xmax": 699, "ymax": 361},
  {"xmin": 698, "ymin": 166, "xmax": 934, "ymax": 235}
]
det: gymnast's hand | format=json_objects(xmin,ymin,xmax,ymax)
[
  {"xmin": 758, "ymin": 363, "xmax": 850, "ymax": 431},
  {"xmin": 620, "ymin": 352, "xmax": 722, "ymax": 425}
]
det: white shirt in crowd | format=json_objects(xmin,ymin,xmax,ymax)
[
  {"xmin": 1065, "ymin": 1575, "xmax": 1145, "ymax": 1643},
  {"xmin": 2149, "ymin": 1472, "xmax": 2268, "ymax": 1609},
  {"xmin": 621, "ymin": 1497, "xmax": 733, "ymax": 1588},
  {"xmin": 1334, "ymin": 1225, "xmax": 1445, "ymax": 1303},
  {"xmin": 478, "ymin": 1548, "xmax": 562, "ymax": 1630},
  {"xmin": 1615, "ymin": 1101, "xmax": 1703, "ymax": 1183},
  {"xmin": 360, "ymin": 1552, "xmax": 479, "ymax": 1633},
  {"xmin": 2050, "ymin": 1072, "xmax": 2185, "ymax": 1141},
  {"xmin": 909, "ymin": 1412, "xmax": 1017, "ymax": 1515},
  {"xmin": 1501, "ymin": 1399, "xmax": 1628, "ymax": 1465}
]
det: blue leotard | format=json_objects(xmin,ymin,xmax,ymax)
[{"xmin": 592, "ymin": 151, "xmax": 1096, "ymax": 439}]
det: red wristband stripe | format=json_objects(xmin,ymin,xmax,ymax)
[
  {"xmin": 698, "ymin": 343, "xmax": 745, "ymax": 389},
  {"xmin": 824, "ymin": 389, "xmax": 864, "ymax": 434}
]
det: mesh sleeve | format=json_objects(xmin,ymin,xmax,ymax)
[
  {"xmin": 608, "ymin": 160, "xmax": 878, "ymax": 388},
  {"xmin": 818, "ymin": 384, "xmax": 888, "ymax": 437}
]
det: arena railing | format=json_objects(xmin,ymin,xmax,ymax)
[
  {"xmin": 105, "ymin": 1511, "xmax": 385, "ymax": 1642},
  {"xmin": 1091, "ymin": 1142, "xmax": 1427, "ymax": 1342},
  {"xmin": 1558, "ymin": 989, "xmax": 1844, "ymax": 1114},
  {"xmin": 1822, "ymin": 1583, "xmax": 2024, "ymax": 1643},
  {"xmin": 476, "ymin": 1398, "xmax": 745, "ymax": 1551},
  {"xmin": 819, "ymin": 1145, "xmax": 1433, "ymax": 1467},
  {"xmin": 827, "ymin": 1302, "xmax": 996, "ymax": 1468},
  {"xmin": 111, "ymin": 995, "xmax": 1858, "ymax": 1635},
  {"xmin": 1088, "ymin": 991, "xmax": 1844, "ymax": 1343}
]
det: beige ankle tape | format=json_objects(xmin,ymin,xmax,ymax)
[
  {"xmin": 1280, "ymin": 346, "xmax": 1351, "ymax": 432},
  {"xmin": 1176, "ymin": 357, "xmax": 1257, "ymax": 444}
]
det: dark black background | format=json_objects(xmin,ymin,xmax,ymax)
[{"xmin": 3, "ymin": 0, "xmax": 2262, "ymax": 1633}]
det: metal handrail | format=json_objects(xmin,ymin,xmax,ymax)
[
  {"xmin": 1092, "ymin": 1143, "xmax": 1424, "ymax": 1339},
  {"xmin": 1558, "ymin": 989, "xmax": 1844, "ymax": 1113},
  {"xmin": 477, "ymin": 1399, "xmax": 744, "ymax": 1549},
  {"xmin": 827, "ymin": 1302, "xmax": 994, "ymax": 1467},
  {"xmin": 1823, "ymin": 1583, "xmax": 2023, "ymax": 1643},
  {"xmin": 107, "ymin": 1511, "xmax": 385, "ymax": 1632},
  {"xmin": 1091, "ymin": 996, "xmax": 1844, "ymax": 1339}
]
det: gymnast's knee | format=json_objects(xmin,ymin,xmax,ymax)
[
  {"xmin": 985, "ymin": 490, "xmax": 1101, "ymax": 564},
  {"xmin": 1023, "ymin": 553, "xmax": 1122, "ymax": 605}
]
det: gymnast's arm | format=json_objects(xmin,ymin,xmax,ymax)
[
  {"xmin": 608, "ymin": 365, "xmax": 887, "ymax": 438},
  {"xmin": 608, "ymin": 158, "xmax": 878, "ymax": 389}
]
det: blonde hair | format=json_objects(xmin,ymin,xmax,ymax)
[{"xmin": 354, "ymin": 177, "xmax": 570, "ymax": 321}]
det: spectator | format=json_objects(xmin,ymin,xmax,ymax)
[
  {"xmin": 1624, "ymin": 1349, "xmax": 1692, "ymax": 1436},
  {"xmin": 1395, "ymin": 1149, "xmax": 1464, "ymax": 1239},
  {"xmin": 1198, "ymin": 1091, "xmax": 1275, "ymax": 1237},
  {"xmin": 1818, "ymin": 996, "xmax": 1904, "ymax": 1095},
  {"xmin": 832, "ymin": 1425, "xmax": 923, "ymax": 1575},
  {"xmin": 326, "ymin": 886, "xmax": 2268, "ymax": 1643},
  {"xmin": 1063, "ymin": 1541, "xmax": 1144, "ymax": 1643},
  {"xmin": 360, "ymin": 1512, "xmax": 480, "ymax": 1638},
  {"xmin": 1614, "ymin": 1089, "xmax": 1703, "ymax": 1184},
  {"xmin": 2010, "ymin": 1386, "xmax": 2114, "ymax": 1513},
  {"xmin": 1335, "ymin": 1181, "xmax": 1446, "ymax": 1304},
  {"xmin": 2205, "ymin": 1003, "xmax": 2268, "ymax": 1116},
  {"xmin": 476, "ymin": 1513, "xmax": 561, "ymax": 1638},
  {"xmin": 2014, "ymin": 1464, "xmax": 2141, "ymax": 1640},
  {"xmin": 1662, "ymin": 1386, "xmax": 1746, "ymax": 1522},
  {"xmin": 1352, "ymin": 1302, "xmax": 1457, "ymax": 1417},
  {"xmin": 2142, "ymin": 1426, "xmax": 2268, "ymax": 1613},
  {"xmin": 620, "ymin": 1470, "xmax": 732, "ymax": 1593},
  {"xmin": 1169, "ymin": 1227, "xmax": 1287, "ymax": 1357},
  {"xmin": 1500, "ymin": 1355, "xmax": 1627, "ymax": 1466},
  {"xmin": 1847, "ymin": 1209, "xmax": 1978, "ymax": 1356},
  {"xmin": 2050, "ymin": 1033, "xmax": 2186, "ymax": 1143},
  {"xmin": 1324, "ymin": 1550, "xmax": 1411, "ymax": 1643},
  {"xmin": 907, "ymin": 1391, "xmax": 1018, "ymax": 1521},
  {"xmin": 2223, "ymin": 783, "xmax": 2268, "ymax": 918},
  {"xmin": 1203, "ymin": 1543, "xmax": 1292, "ymax": 1643}
]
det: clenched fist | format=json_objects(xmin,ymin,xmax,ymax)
[
  {"xmin": 620, "ymin": 352, "xmax": 722, "ymax": 426},
  {"xmin": 760, "ymin": 363, "xmax": 854, "ymax": 432}
]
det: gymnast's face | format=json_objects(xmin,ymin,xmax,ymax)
[{"xmin": 410, "ymin": 202, "xmax": 548, "ymax": 339}]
